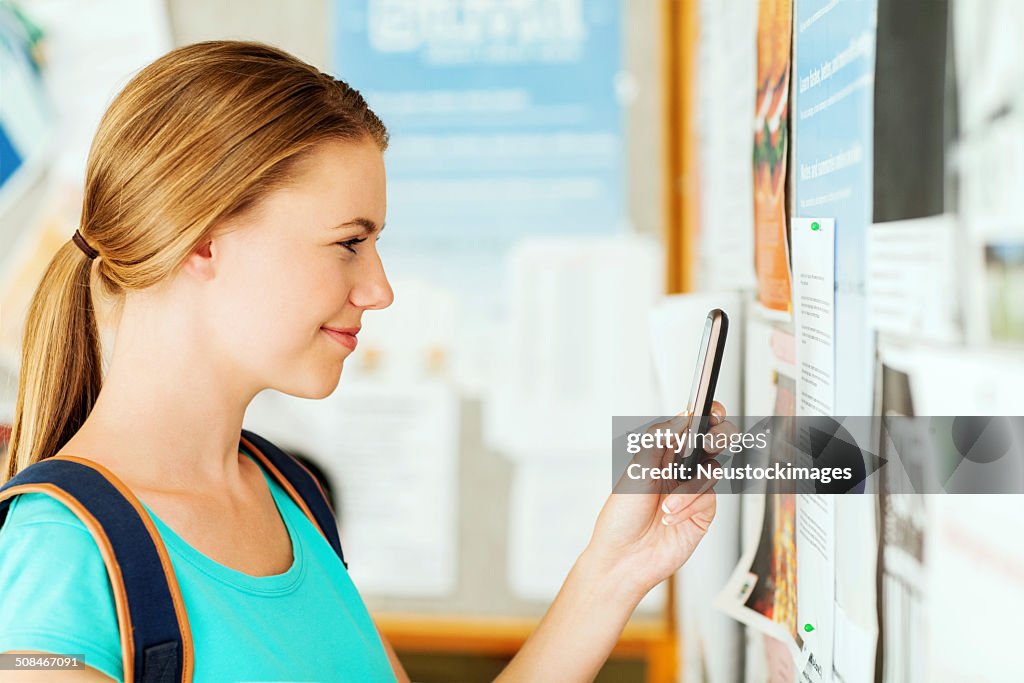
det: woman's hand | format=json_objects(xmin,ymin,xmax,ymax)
[{"xmin": 584, "ymin": 402, "xmax": 737, "ymax": 600}]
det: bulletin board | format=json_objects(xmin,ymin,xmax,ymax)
[{"xmin": 670, "ymin": 1, "xmax": 1024, "ymax": 682}]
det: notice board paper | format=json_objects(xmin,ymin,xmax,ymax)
[
  {"xmin": 753, "ymin": 0, "xmax": 794, "ymax": 315},
  {"xmin": 792, "ymin": 217, "xmax": 836, "ymax": 416},
  {"xmin": 793, "ymin": 0, "xmax": 878, "ymax": 415},
  {"xmin": 795, "ymin": 493, "xmax": 836, "ymax": 683},
  {"xmin": 867, "ymin": 215, "xmax": 960, "ymax": 343}
]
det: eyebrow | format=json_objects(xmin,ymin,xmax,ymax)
[{"xmin": 332, "ymin": 218, "xmax": 385, "ymax": 235}]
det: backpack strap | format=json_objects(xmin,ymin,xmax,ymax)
[
  {"xmin": 239, "ymin": 429, "xmax": 348, "ymax": 569},
  {"xmin": 0, "ymin": 457, "xmax": 193, "ymax": 683}
]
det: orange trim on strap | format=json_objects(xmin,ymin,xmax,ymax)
[
  {"xmin": 0, "ymin": 482, "xmax": 135, "ymax": 681},
  {"xmin": 239, "ymin": 435, "xmax": 330, "ymax": 542},
  {"xmin": 290, "ymin": 454, "xmax": 338, "ymax": 519},
  {"xmin": 50, "ymin": 455, "xmax": 195, "ymax": 683}
]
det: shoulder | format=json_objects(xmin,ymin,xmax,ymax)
[
  {"xmin": 2, "ymin": 490, "xmax": 91, "ymax": 529},
  {"xmin": 0, "ymin": 492, "xmax": 124, "ymax": 681},
  {"xmin": 0, "ymin": 491, "xmax": 109, "ymax": 587}
]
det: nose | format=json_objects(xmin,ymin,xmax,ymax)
[{"xmin": 350, "ymin": 248, "xmax": 394, "ymax": 311}]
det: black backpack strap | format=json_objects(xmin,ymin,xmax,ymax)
[
  {"xmin": 0, "ymin": 457, "xmax": 193, "ymax": 683},
  {"xmin": 240, "ymin": 430, "xmax": 348, "ymax": 569}
]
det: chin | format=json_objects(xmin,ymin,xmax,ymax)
[{"xmin": 278, "ymin": 362, "xmax": 345, "ymax": 400}]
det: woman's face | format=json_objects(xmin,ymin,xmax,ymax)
[{"xmin": 201, "ymin": 137, "xmax": 393, "ymax": 399}]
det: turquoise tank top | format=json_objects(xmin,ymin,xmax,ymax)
[{"xmin": 0, "ymin": 448, "xmax": 396, "ymax": 682}]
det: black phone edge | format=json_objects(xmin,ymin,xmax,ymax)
[{"xmin": 682, "ymin": 309, "xmax": 729, "ymax": 473}]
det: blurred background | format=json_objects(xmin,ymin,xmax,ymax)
[{"xmin": 1, "ymin": 1, "xmax": 1023, "ymax": 682}]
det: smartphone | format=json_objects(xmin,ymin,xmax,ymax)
[{"xmin": 674, "ymin": 309, "xmax": 729, "ymax": 473}]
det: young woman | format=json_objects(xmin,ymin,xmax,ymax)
[{"xmin": 0, "ymin": 41, "xmax": 730, "ymax": 682}]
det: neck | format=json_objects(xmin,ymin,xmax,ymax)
[{"xmin": 72, "ymin": 297, "xmax": 261, "ymax": 493}]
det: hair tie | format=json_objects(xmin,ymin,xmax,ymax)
[{"xmin": 71, "ymin": 229, "xmax": 99, "ymax": 260}]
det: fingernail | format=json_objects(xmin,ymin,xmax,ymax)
[
  {"xmin": 661, "ymin": 499, "xmax": 675, "ymax": 515},
  {"xmin": 661, "ymin": 515, "xmax": 671, "ymax": 526}
]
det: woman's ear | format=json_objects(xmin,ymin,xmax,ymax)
[{"xmin": 180, "ymin": 237, "xmax": 217, "ymax": 282}]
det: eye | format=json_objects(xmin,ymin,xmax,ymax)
[{"xmin": 335, "ymin": 237, "xmax": 367, "ymax": 254}]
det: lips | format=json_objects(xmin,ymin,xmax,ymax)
[{"xmin": 321, "ymin": 325, "xmax": 359, "ymax": 351}]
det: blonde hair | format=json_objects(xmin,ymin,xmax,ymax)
[{"xmin": 4, "ymin": 40, "xmax": 388, "ymax": 482}]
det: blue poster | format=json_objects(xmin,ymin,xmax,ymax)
[
  {"xmin": 793, "ymin": 0, "xmax": 877, "ymax": 414},
  {"xmin": 0, "ymin": 123, "xmax": 21, "ymax": 189},
  {"xmin": 0, "ymin": 7, "xmax": 50, "ymax": 200},
  {"xmin": 331, "ymin": 1, "xmax": 624, "ymax": 314}
]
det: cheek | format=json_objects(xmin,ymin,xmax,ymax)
[
  {"xmin": 210, "ymin": 256, "xmax": 320, "ymax": 356},
  {"xmin": 260, "ymin": 262, "xmax": 351, "ymax": 353},
  {"xmin": 211, "ymin": 241, "xmax": 354, "ymax": 368}
]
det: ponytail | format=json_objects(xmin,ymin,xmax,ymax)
[{"xmin": 4, "ymin": 240, "xmax": 103, "ymax": 482}]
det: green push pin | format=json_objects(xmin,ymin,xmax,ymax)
[
  {"xmin": 803, "ymin": 623, "xmax": 815, "ymax": 633},
  {"xmin": 811, "ymin": 222, "xmax": 820, "ymax": 231}
]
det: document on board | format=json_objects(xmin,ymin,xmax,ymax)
[
  {"xmin": 866, "ymin": 215, "xmax": 959, "ymax": 343},
  {"xmin": 792, "ymin": 217, "xmax": 836, "ymax": 416},
  {"xmin": 795, "ymin": 492, "xmax": 836, "ymax": 683}
]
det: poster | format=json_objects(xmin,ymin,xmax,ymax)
[
  {"xmin": 331, "ymin": 0, "xmax": 625, "ymax": 320},
  {"xmin": 0, "ymin": 4, "xmax": 51, "ymax": 212},
  {"xmin": 717, "ymin": 490, "xmax": 806, "ymax": 681},
  {"xmin": 792, "ymin": 0, "xmax": 878, "ymax": 415},
  {"xmin": 753, "ymin": 0, "xmax": 793, "ymax": 314}
]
